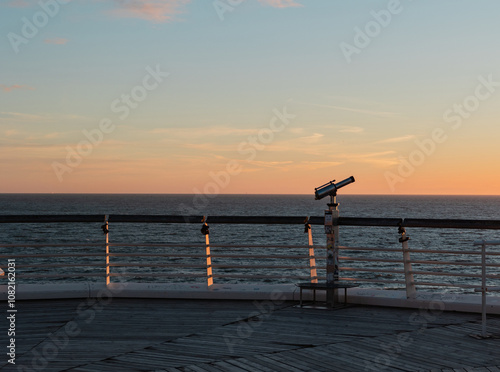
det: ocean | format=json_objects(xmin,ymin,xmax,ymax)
[{"xmin": 1, "ymin": 194, "xmax": 500, "ymax": 290}]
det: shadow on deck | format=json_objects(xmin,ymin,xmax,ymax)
[{"xmin": 2, "ymin": 298, "xmax": 500, "ymax": 372}]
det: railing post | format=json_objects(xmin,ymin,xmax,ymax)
[
  {"xmin": 325, "ymin": 197, "xmax": 340, "ymax": 307},
  {"xmin": 305, "ymin": 218, "xmax": 317, "ymax": 283},
  {"xmin": 481, "ymin": 241, "xmax": 487, "ymax": 338},
  {"xmin": 102, "ymin": 215, "xmax": 110, "ymax": 286},
  {"xmin": 399, "ymin": 222, "xmax": 416, "ymax": 299},
  {"xmin": 201, "ymin": 216, "xmax": 213, "ymax": 287}
]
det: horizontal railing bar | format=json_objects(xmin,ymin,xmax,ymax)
[
  {"xmin": 107, "ymin": 253, "xmax": 309, "ymax": 259},
  {"xmin": 109, "ymin": 273, "xmax": 206, "ymax": 278},
  {"xmin": 340, "ymin": 267, "xmax": 497, "ymax": 279},
  {"xmin": 2, "ymin": 215, "xmax": 500, "ymax": 229},
  {"xmin": 402, "ymin": 219, "xmax": 500, "ymax": 230},
  {"xmin": 338, "ymin": 217, "xmax": 500, "ymax": 229},
  {"xmin": 3, "ymin": 253, "xmax": 493, "ymax": 261},
  {"xmin": 211, "ymin": 264, "xmax": 311, "ymax": 269},
  {"xmin": 339, "ymin": 267, "xmax": 405, "ymax": 274},
  {"xmin": 212, "ymin": 274, "xmax": 310, "ymax": 279},
  {"xmin": 339, "ymin": 257, "xmax": 403, "ymax": 263},
  {"xmin": 410, "ymin": 260, "xmax": 482, "ymax": 266},
  {"xmin": 339, "ymin": 257, "xmax": 497, "ymax": 267},
  {"xmin": 11, "ymin": 263, "xmax": 498, "ymax": 272},
  {"xmin": 0, "ymin": 243, "xmax": 317, "ymax": 249},
  {"xmin": 0, "ymin": 243, "xmax": 205, "ymax": 248},
  {"xmin": 107, "ymin": 263, "xmax": 310, "ymax": 269},
  {"xmin": 210, "ymin": 244, "xmax": 318, "ymax": 249},
  {"xmin": 110, "ymin": 243, "xmax": 316, "ymax": 249},
  {"xmin": 109, "ymin": 263, "xmax": 207, "ymax": 268},
  {"xmin": 474, "ymin": 240, "xmax": 500, "ymax": 245},
  {"xmin": 339, "ymin": 246, "xmax": 403, "ymax": 252},
  {"xmin": 339, "ymin": 277, "xmax": 407, "ymax": 285},
  {"xmin": 0, "ymin": 215, "xmax": 106, "ymax": 223},
  {"xmin": 339, "ymin": 277, "xmax": 478, "ymax": 288},
  {"xmin": 0, "ymin": 254, "xmax": 106, "ymax": 258},
  {"xmin": 475, "ymin": 286, "xmax": 500, "ymax": 292},
  {"xmin": 410, "ymin": 270, "xmax": 499, "ymax": 279},
  {"xmin": 0, "ymin": 244, "xmax": 106, "ymax": 248},
  {"xmin": 408, "ymin": 249, "xmax": 500, "ymax": 256},
  {"xmin": 211, "ymin": 254, "xmax": 310, "ymax": 259},
  {"xmin": 0, "ymin": 215, "xmax": 317, "ymax": 224},
  {"xmin": 408, "ymin": 249, "xmax": 494, "ymax": 255},
  {"xmin": 338, "ymin": 246, "xmax": 493, "ymax": 255},
  {"xmin": 412, "ymin": 281, "xmax": 478, "ymax": 288},
  {"xmin": 13, "ymin": 273, "xmax": 104, "ymax": 279},
  {"xmin": 109, "ymin": 253, "xmax": 205, "ymax": 258},
  {"xmin": 12, "ymin": 264, "xmax": 105, "ymax": 269}
]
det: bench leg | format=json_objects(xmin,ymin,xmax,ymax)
[{"xmin": 300, "ymin": 288, "xmax": 303, "ymax": 307}]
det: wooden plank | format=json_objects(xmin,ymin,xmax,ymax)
[
  {"xmin": 224, "ymin": 358, "xmax": 275, "ymax": 372},
  {"xmin": 1, "ymin": 298, "xmax": 500, "ymax": 372},
  {"xmin": 211, "ymin": 361, "xmax": 252, "ymax": 372}
]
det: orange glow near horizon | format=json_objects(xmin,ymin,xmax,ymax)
[{"xmin": 2, "ymin": 2, "xmax": 500, "ymax": 195}]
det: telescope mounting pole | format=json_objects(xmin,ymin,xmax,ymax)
[{"xmin": 325, "ymin": 192, "xmax": 340, "ymax": 307}]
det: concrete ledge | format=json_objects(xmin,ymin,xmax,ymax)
[
  {"xmin": 0, "ymin": 283, "xmax": 302, "ymax": 302},
  {"xmin": 1, "ymin": 283, "xmax": 499, "ymax": 314},
  {"xmin": 348, "ymin": 288, "xmax": 500, "ymax": 315},
  {"xmin": 0, "ymin": 283, "xmax": 92, "ymax": 300}
]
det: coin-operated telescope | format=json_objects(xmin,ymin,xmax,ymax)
[
  {"xmin": 314, "ymin": 176, "xmax": 355, "ymax": 204},
  {"xmin": 314, "ymin": 176, "xmax": 356, "ymax": 308}
]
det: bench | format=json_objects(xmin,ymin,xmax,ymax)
[{"xmin": 296, "ymin": 282, "xmax": 359, "ymax": 307}]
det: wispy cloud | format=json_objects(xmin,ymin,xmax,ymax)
[
  {"xmin": 375, "ymin": 135, "xmax": 416, "ymax": 144},
  {"xmin": 108, "ymin": 0, "xmax": 190, "ymax": 22},
  {"xmin": 44, "ymin": 38, "xmax": 68, "ymax": 45},
  {"xmin": 295, "ymin": 160, "xmax": 343, "ymax": 170},
  {"xmin": 336, "ymin": 150, "xmax": 398, "ymax": 167},
  {"xmin": 105, "ymin": 0, "xmax": 300, "ymax": 22},
  {"xmin": 296, "ymin": 100, "xmax": 397, "ymax": 118},
  {"xmin": 0, "ymin": 84, "xmax": 34, "ymax": 93},
  {"xmin": 249, "ymin": 160, "xmax": 294, "ymax": 168},
  {"xmin": 258, "ymin": 0, "xmax": 302, "ymax": 8},
  {"xmin": 341, "ymin": 150, "xmax": 396, "ymax": 159},
  {"xmin": 0, "ymin": 112, "xmax": 89, "ymax": 126},
  {"xmin": 338, "ymin": 126, "xmax": 364, "ymax": 134},
  {"xmin": 245, "ymin": 160, "xmax": 342, "ymax": 172},
  {"xmin": 150, "ymin": 126, "xmax": 257, "ymax": 137},
  {"xmin": 0, "ymin": 111, "xmax": 44, "ymax": 122},
  {"xmin": 299, "ymin": 133, "xmax": 324, "ymax": 143}
]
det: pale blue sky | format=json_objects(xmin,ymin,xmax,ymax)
[{"xmin": 2, "ymin": 0, "xmax": 500, "ymax": 194}]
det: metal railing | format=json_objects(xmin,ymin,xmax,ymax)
[
  {"xmin": 0, "ymin": 215, "xmax": 322, "ymax": 285},
  {"xmin": 473, "ymin": 240, "xmax": 500, "ymax": 337},
  {"xmin": 0, "ymin": 215, "xmax": 500, "ymax": 298},
  {"xmin": 0, "ymin": 241, "xmax": 322, "ymax": 284}
]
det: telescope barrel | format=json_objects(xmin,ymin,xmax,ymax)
[
  {"xmin": 334, "ymin": 176, "xmax": 355, "ymax": 190},
  {"xmin": 314, "ymin": 176, "xmax": 355, "ymax": 200}
]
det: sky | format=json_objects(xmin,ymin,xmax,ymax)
[{"xmin": 1, "ymin": 0, "xmax": 500, "ymax": 195}]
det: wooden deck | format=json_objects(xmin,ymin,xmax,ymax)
[{"xmin": 1, "ymin": 298, "xmax": 500, "ymax": 372}]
